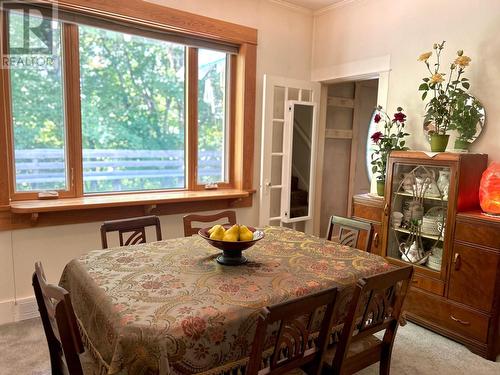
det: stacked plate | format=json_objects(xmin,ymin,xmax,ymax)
[
  {"xmin": 427, "ymin": 247, "xmax": 443, "ymax": 271},
  {"xmin": 422, "ymin": 217, "xmax": 440, "ymax": 235},
  {"xmin": 422, "ymin": 207, "xmax": 445, "ymax": 236}
]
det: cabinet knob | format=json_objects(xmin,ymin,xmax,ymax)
[
  {"xmin": 450, "ymin": 315, "xmax": 470, "ymax": 326},
  {"xmin": 373, "ymin": 232, "xmax": 379, "ymax": 248}
]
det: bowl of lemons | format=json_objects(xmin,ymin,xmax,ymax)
[{"xmin": 198, "ymin": 224, "xmax": 265, "ymax": 265}]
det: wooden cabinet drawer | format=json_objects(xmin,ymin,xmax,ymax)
[
  {"xmin": 411, "ymin": 274, "xmax": 444, "ymax": 295},
  {"xmin": 352, "ymin": 202, "xmax": 383, "ymax": 224},
  {"xmin": 455, "ymin": 219, "xmax": 500, "ymax": 249},
  {"xmin": 406, "ymin": 288, "xmax": 490, "ymax": 343},
  {"xmin": 448, "ymin": 243, "xmax": 500, "ymax": 312}
]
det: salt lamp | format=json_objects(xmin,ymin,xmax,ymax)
[{"xmin": 479, "ymin": 162, "xmax": 500, "ymax": 215}]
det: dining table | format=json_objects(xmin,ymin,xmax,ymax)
[{"xmin": 59, "ymin": 226, "xmax": 390, "ymax": 375}]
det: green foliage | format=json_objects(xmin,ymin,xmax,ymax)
[
  {"xmin": 11, "ymin": 21, "xmax": 226, "ymax": 153},
  {"xmin": 418, "ymin": 41, "xmax": 473, "ymax": 135},
  {"xmin": 10, "ymin": 13, "xmax": 65, "ymax": 150},
  {"xmin": 79, "ymin": 26, "xmax": 186, "ymax": 151},
  {"xmin": 448, "ymin": 93, "xmax": 484, "ymax": 142},
  {"xmin": 370, "ymin": 107, "xmax": 410, "ymax": 181},
  {"xmin": 10, "ymin": 16, "xmax": 227, "ymax": 191}
]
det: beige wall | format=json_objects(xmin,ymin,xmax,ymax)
[
  {"xmin": 0, "ymin": 0, "xmax": 314, "ymax": 323},
  {"xmin": 312, "ymin": 0, "xmax": 500, "ymax": 162}
]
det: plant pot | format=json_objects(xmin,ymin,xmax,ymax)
[
  {"xmin": 430, "ymin": 134, "xmax": 450, "ymax": 152},
  {"xmin": 454, "ymin": 139, "xmax": 471, "ymax": 151},
  {"xmin": 376, "ymin": 179, "xmax": 385, "ymax": 196}
]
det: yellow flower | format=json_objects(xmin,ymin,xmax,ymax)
[
  {"xmin": 418, "ymin": 51, "xmax": 432, "ymax": 62},
  {"xmin": 430, "ymin": 73, "xmax": 445, "ymax": 84},
  {"xmin": 454, "ymin": 55, "xmax": 471, "ymax": 67}
]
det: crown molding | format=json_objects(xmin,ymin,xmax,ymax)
[
  {"xmin": 267, "ymin": 0, "xmax": 313, "ymax": 15},
  {"xmin": 314, "ymin": 0, "xmax": 361, "ymax": 16}
]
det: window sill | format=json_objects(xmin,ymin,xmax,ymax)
[
  {"xmin": 3, "ymin": 189, "xmax": 254, "ymax": 230},
  {"xmin": 10, "ymin": 189, "xmax": 250, "ymax": 214}
]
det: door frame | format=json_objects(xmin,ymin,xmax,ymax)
[{"xmin": 311, "ymin": 57, "xmax": 391, "ymax": 236}]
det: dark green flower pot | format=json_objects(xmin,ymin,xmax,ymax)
[
  {"xmin": 376, "ymin": 179, "xmax": 385, "ymax": 197},
  {"xmin": 454, "ymin": 139, "xmax": 471, "ymax": 151},
  {"xmin": 430, "ymin": 134, "xmax": 450, "ymax": 152}
]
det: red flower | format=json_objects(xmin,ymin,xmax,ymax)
[
  {"xmin": 374, "ymin": 113, "xmax": 382, "ymax": 123},
  {"xmin": 393, "ymin": 112, "xmax": 406, "ymax": 122},
  {"xmin": 181, "ymin": 316, "xmax": 206, "ymax": 340},
  {"xmin": 371, "ymin": 131, "xmax": 383, "ymax": 143}
]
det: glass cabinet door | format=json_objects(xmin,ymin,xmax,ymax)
[{"xmin": 386, "ymin": 162, "xmax": 451, "ymax": 272}]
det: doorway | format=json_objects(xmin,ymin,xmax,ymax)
[{"xmin": 317, "ymin": 79, "xmax": 378, "ymax": 237}]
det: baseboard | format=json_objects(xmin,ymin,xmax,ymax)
[{"xmin": 0, "ymin": 296, "xmax": 39, "ymax": 325}]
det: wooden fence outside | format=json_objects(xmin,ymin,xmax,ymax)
[{"xmin": 14, "ymin": 149, "xmax": 223, "ymax": 191}]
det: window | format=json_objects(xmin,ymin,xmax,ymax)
[
  {"xmin": 0, "ymin": 0, "xmax": 256, "ymax": 225},
  {"xmin": 4, "ymin": 9, "xmax": 235, "ymax": 198},
  {"xmin": 9, "ymin": 12, "xmax": 67, "ymax": 192},
  {"xmin": 79, "ymin": 25, "xmax": 186, "ymax": 193}
]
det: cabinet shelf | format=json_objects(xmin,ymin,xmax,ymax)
[
  {"xmin": 395, "ymin": 191, "xmax": 447, "ymax": 202},
  {"xmin": 394, "ymin": 227, "xmax": 443, "ymax": 241}
]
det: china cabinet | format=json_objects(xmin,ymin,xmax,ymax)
[
  {"xmin": 377, "ymin": 151, "xmax": 500, "ymax": 360},
  {"xmin": 382, "ymin": 151, "xmax": 487, "ymax": 287}
]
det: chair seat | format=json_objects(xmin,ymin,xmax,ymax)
[{"xmin": 323, "ymin": 334, "xmax": 382, "ymax": 365}]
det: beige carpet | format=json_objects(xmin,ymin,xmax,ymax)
[{"xmin": 0, "ymin": 318, "xmax": 498, "ymax": 374}]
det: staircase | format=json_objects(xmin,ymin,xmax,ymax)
[{"xmin": 290, "ymin": 176, "xmax": 309, "ymax": 218}]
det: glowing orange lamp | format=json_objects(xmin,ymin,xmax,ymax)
[{"xmin": 479, "ymin": 162, "xmax": 500, "ymax": 215}]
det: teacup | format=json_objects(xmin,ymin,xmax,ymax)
[{"xmin": 392, "ymin": 211, "xmax": 403, "ymax": 227}]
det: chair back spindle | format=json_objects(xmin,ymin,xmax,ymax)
[
  {"xmin": 183, "ymin": 210, "xmax": 237, "ymax": 237},
  {"xmin": 326, "ymin": 216, "xmax": 373, "ymax": 252},
  {"xmin": 247, "ymin": 287, "xmax": 338, "ymax": 375},
  {"xmin": 327, "ymin": 265, "xmax": 414, "ymax": 375},
  {"xmin": 100, "ymin": 215, "xmax": 162, "ymax": 249}
]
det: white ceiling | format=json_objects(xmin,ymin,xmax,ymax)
[{"xmin": 280, "ymin": 0, "xmax": 346, "ymax": 11}]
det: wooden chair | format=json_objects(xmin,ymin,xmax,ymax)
[
  {"xmin": 326, "ymin": 216, "xmax": 373, "ymax": 252},
  {"xmin": 247, "ymin": 287, "xmax": 339, "ymax": 375},
  {"xmin": 322, "ymin": 265, "xmax": 414, "ymax": 375},
  {"xmin": 183, "ymin": 210, "xmax": 237, "ymax": 237},
  {"xmin": 100, "ymin": 215, "xmax": 162, "ymax": 249},
  {"xmin": 32, "ymin": 262, "xmax": 97, "ymax": 375}
]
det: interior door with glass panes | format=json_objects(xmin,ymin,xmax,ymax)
[
  {"xmin": 259, "ymin": 75, "xmax": 320, "ymax": 233},
  {"xmin": 386, "ymin": 161, "xmax": 452, "ymax": 276}
]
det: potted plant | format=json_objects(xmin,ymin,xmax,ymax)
[
  {"xmin": 418, "ymin": 41, "xmax": 473, "ymax": 152},
  {"xmin": 370, "ymin": 106, "xmax": 410, "ymax": 196},
  {"xmin": 449, "ymin": 93, "xmax": 484, "ymax": 151}
]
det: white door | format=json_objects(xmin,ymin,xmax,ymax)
[{"xmin": 259, "ymin": 75, "xmax": 320, "ymax": 233}]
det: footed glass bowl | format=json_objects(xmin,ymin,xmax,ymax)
[{"xmin": 198, "ymin": 225, "xmax": 265, "ymax": 265}]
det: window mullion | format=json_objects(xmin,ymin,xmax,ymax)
[
  {"xmin": 228, "ymin": 54, "xmax": 237, "ymax": 188},
  {"xmin": 187, "ymin": 47, "xmax": 199, "ymax": 191},
  {"xmin": 62, "ymin": 23, "xmax": 83, "ymax": 197}
]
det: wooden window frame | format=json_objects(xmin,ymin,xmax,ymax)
[{"xmin": 0, "ymin": 0, "xmax": 257, "ymax": 229}]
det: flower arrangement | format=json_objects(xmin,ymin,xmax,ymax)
[
  {"xmin": 370, "ymin": 106, "xmax": 410, "ymax": 195},
  {"xmin": 418, "ymin": 41, "xmax": 473, "ymax": 151}
]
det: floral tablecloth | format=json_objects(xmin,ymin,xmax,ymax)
[{"xmin": 59, "ymin": 226, "xmax": 390, "ymax": 375}]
